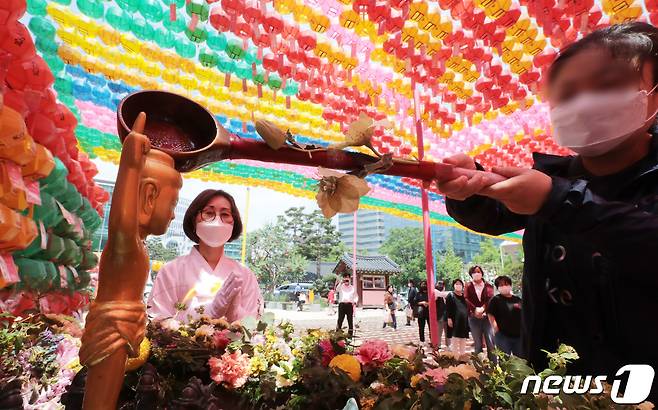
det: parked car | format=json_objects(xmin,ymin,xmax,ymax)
[{"xmin": 273, "ymin": 283, "xmax": 313, "ymax": 300}]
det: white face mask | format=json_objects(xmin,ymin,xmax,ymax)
[
  {"xmin": 550, "ymin": 86, "xmax": 658, "ymax": 157},
  {"xmin": 471, "ymin": 272, "xmax": 483, "ymax": 282},
  {"xmin": 498, "ymin": 285, "xmax": 512, "ymax": 296},
  {"xmin": 454, "ymin": 284, "xmax": 463, "ymax": 292},
  {"xmin": 196, "ymin": 220, "xmax": 233, "ymax": 248}
]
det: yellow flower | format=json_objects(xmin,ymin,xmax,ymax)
[
  {"xmin": 410, "ymin": 374, "xmax": 423, "ymax": 389},
  {"xmin": 249, "ymin": 355, "xmax": 268, "ymax": 375},
  {"xmin": 125, "ymin": 338, "xmax": 151, "ymax": 372},
  {"xmin": 329, "ymin": 354, "xmax": 361, "ymax": 382},
  {"xmin": 179, "ymin": 330, "xmax": 189, "ymax": 337}
]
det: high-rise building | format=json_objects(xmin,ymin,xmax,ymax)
[
  {"xmin": 337, "ymin": 210, "xmax": 485, "ymax": 262},
  {"xmin": 92, "ymin": 179, "xmax": 196, "ymax": 256}
]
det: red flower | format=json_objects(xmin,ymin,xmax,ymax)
[
  {"xmin": 355, "ymin": 340, "xmax": 392, "ymax": 370},
  {"xmin": 319, "ymin": 339, "xmax": 337, "ymax": 366},
  {"xmin": 213, "ymin": 329, "xmax": 231, "ymax": 350}
]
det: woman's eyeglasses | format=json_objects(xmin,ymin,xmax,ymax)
[{"xmin": 199, "ymin": 207, "xmax": 234, "ymax": 224}]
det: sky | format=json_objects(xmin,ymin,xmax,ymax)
[{"xmin": 94, "ymin": 159, "xmax": 320, "ymax": 232}]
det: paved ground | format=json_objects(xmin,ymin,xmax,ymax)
[{"xmin": 265, "ymin": 307, "xmax": 476, "ymax": 352}]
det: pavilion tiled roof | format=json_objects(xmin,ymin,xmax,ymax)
[{"xmin": 334, "ymin": 253, "xmax": 401, "ymax": 275}]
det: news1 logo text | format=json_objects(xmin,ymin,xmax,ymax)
[{"xmin": 520, "ymin": 365, "xmax": 655, "ymax": 404}]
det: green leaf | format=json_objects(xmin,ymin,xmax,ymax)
[{"xmin": 496, "ymin": 391, "xmax": 513, "ymax": 405}]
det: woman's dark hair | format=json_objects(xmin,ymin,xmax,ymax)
[
  {"xmin": 468, "ymin": 265, "xmax": 484, "ymax": 277},
  {"xmin": 408, "ymin": 279, "xmax": 415, "ymax": 286},
  {"xmin": 452, "ymin": 278, "xmax": 464, "ymax": 287},
  {"xmin": 342, "ymin": 273, "xmax": 351, "ymax": 279},
  {"xmin": 494, "ymin": 275, "xmax": 512, "ymax": 288},
  {"xmin": 183, "ymin": 189, "xmax": 243, "ymax": 243},
  {"xmin": 548, "ymin": 22, "xmax": 658, "ymax": 86}
]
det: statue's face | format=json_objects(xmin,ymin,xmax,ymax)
[{"xmin": 148, "ymin": 181, "xmax": 181, "ymax": 236}]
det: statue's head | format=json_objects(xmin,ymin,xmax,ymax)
[{"xmin": 138, "ymin": 150, "xmax": 183, "ymax": 237}]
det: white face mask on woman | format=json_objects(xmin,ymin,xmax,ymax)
[
  {"xmin": 550, "ymin": 85, "xmax": 658, "ymax": 157},
  {"xmin": 196, "ymin": 220, "xmax": 232, "ymax": 248}
]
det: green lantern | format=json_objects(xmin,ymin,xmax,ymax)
[
  {"xmin": 115, "ymin": 0, "xmax": 140, "ymax": 13},
  {"xmin": 199, "ymin": 49, "xmax": 218, "ymax": 68},
  {"xmin": 139, "ymin": 0, "xmax": 163, "ymax": 23},
  {"xmin": 131, "ymin": 15, "xmax": 156, "ymax": 41},
  {"xmin": 27, "ymin": 0, "xmax": 47, "ymax": 16},
  {"xmin": 175, "ymin": 40, "xmax": 197, "ymax": 59},
  {"xmin": 163, "ymin": 13, "xmax": 186, "ymax": 33},
  {"xmin": 253, "ymin": 68, "xmax": 265, "ymax": 85},
  {"xmin": 268, "ymin": 73, "xmax": 283, "ymax": 90},
  {"xmin": 225, "ymin": 38, "xmax": 245, "ymax": 60},
  {"xmin": 52, "ymin": 0, "xmax": 72, "ymax": 4},
  {"xmin": 185, "ymin": 26, "xmax": 208, "ymax": 43},
  {"xmin": 207, "ymin": 33, "xmax": 227, "ymax": 51},
  {"xmin": 105, "ymin": 5, "xmax": 132, "ymax": 32},
  {"xmin": 154, "ymin": 28, "xmax": 175, "ymax": 49},
  {"xmin": 44, "ymin": 55, "xmax": 65, "ymax": 74},
  {"xmin": 186, "ymin": 1, "xmax": 209, "ymax": 21},
  {"xmin": 282, "ymin": 81, "xmax": 299, "ymax": 96},
  {"xmin": 29, "ymin": 17, "xmax": 56, "ymax": 38},
  {"xmin": 234, "ymin": 61, "xmax": 252, "ymax": 80},
  {"xmin": 217, "ymin": 54, "xmax": 236, "ymax": 74},
  {"xmin": 77, "ymin": 0, "xmax": 104, "ymax": 19},
  {"xmin": 54, "ymin": 77, "xmax": 73, "ymax": 96},
  {"xmin": 36, "ymin": 37, "xmax": 59, "ymax": 56}
]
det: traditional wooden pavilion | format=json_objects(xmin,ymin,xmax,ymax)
[{"xmin": 332, "ymin": 254, "xmax": 401, "ymax": 307}]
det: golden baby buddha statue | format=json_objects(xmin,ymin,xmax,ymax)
[{"xmin": 79, "ymin": 112, "xmax": 182, "ymax": 409}]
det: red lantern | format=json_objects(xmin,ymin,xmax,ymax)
[
  {"xmin": 262, "ymin": 54, "xmax": 278, "ymax": 72},
  {"xmin": 1, "ymin": 22, "xmax": 35, "ymax": 60},
  {"xmin": 210, "ymin": 7, "xmax": 231, "ymax": 31},
  {"xmin": 221, "ymin": 0, "xmax": 245, "ymax": 17},
  {"xmin": 6, "ymin": 55, "xmax": 53, "ymax": 91},
  {"xmin": 297, "ymin": 31, "xmax": 316, "ymax": 51},
  {"xmin": 0, "ymin": 0, "xmax": 26, "ymax": 26},
  {"xmin": 262, "ymin": 13, "xmax": 284, "ymax": 34},
  {"xmin": 243, "ymin": 3, "xmax": 261, "ymax": 23}
]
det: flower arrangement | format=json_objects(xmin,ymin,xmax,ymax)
[{"xmin": 4, "ymin": 310, "xmax": 655, "ymax": 409}]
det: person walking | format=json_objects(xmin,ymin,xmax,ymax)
[
  {"xmin": 335, "ymin": 273, "xmax": 358, "ymax": 337},
  {"xmin": 435, "ymin": 280, "xmax": 451, "ymax": 350},
  {"xmin": 487, "ymin": 276, "xmax": 522, "ymax": 356},
  {"xmin": 297, "ymin": 291, "xmax": 306, "ymax": 311},
  {"xmin": 414, "ymin": 281, "xmax": 431, "ymax": 344},
  {"xmin": 446, "ymin": 279, "xmax": 469, "ymax": 356},
  {"xmin": 328, "ymin": 287, "xmax": 336, "ymax": 315},
  {"xmin": 406, "ymin": 280, "xmax": 418, "ymax": 326},
  {"xmin": 383, "ymin": 285, "xmax": 397, "ymax": 330},
  {"xmin": 464, "ymin": 266, "xmax": 496, "ymax": 361}
]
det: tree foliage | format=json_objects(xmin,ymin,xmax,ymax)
[
  {"xmin": 146, "ymin": 238, "xmax": 179, "ymax": 262},
  {"xmin": 435, "ymin": 240, "xmax": 464, "ymax": 285},
  {"xmin": 246, "ymin": 223, "xmax": 308, "ymax": 292},
  {"xmin": 277, "ymin": 207, "xmax": 346, "ymax": 278},
  {"xmin": 380, "ymin": 227, "xmax": 427, "ymax": 289}
]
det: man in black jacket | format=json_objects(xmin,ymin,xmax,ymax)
[
  {"xmin": 438, "ymin": 23, "xmax": 658, "ymax": 403},
  {"xmin": 406, "ymin": 279, "xmax": 418, "ymax": 326}
]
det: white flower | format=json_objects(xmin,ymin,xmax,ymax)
[
  {"xmin": 271, "ymin": 361, "xmax": 296, "ymax": 388},
  {"xmin": 273, "ymin": 340, "xmax": 293, "ymax": 360},
  {"xmin": 250, "ymin": 334, "xmax": 266, "ymax": 346},
  {"xmin": 160, "ymin": 318, "xmax": 181, "ymax": 332}
]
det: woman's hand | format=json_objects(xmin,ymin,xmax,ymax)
[
  {"xmin": 210, "ymin": 272, "xmax": 243, "ymax": 319},
  {"xmin": 479, "ymin": 167, "xmax": 552, "ymax": 215},
  {"xmin": 436, "ymin": 154, "xmax": 489, "ymax": 201},
  {"xmin": 447, "ymin": 318, "xmax": 453, "ymax": 328}
]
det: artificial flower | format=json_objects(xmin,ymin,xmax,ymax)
[
  {"xmin": 328, "ymin": 112, "xmax": 390, "ymax": 156},
  {"xmin": 159, "ymin": 318, "xmax": 181, "ymax": 332},
  {"xmin": 271, "ymin": 361, "xmax": 297, "ymax": 388},
  {"xmin": 445, "ymin": 363, "xmax": 479, "ymax": 380},
  {"xmin": 422, "ymin": 367, "xmax": 448, "ymax": 387},
  {"xmin": 368, "ymin": 381, "xmax": 398, "ymax": 395},
  {"xmin": 410, "ymin": 374, "xmax": 424, "ymax": 388},
  {"xmin": 316, "ymin": 168, "xmax": 370, "ymax": 218},
  {"xmin": 209, "ymin": 350, "xmax": 251, "ymax": 389},
  {"xmin": 355, "ymin": 340, "xmax": 392, "ymax": 370},
  {"xmin": 249, "ymin": 355, "xmax": 268, "ymax": 375},
  {"xmin": 319, "ymin": 339, "xmax": 337, "ymax": 366},
  {"xmin": 329, "ymin": 354, "xmax": 361, "ymax": 382},
  {"xmin": 213, "ymin": 329, "xmax": 231, "ymax": 350},
  {"xmin": 390, "ymin": 344, "xmax": 416, "ymax": 361},
  {"xmin": 255, "ymin": 119, "xmax": 288, "ymax": 150},
  {"xmin": 125, "ymin": 338, "xmax": 151, "ymax": 371},
  {"xmin": 195, "ymin": 324, "xmax": 216, "ymax": 340}
]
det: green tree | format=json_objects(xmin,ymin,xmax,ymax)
[
  {"xmin": 472, "ymin": 238, "xmax": 503, "ymax": 279},
  {"xmin": 435, "ymin": 241, "xmax": 464, "ymax": 285},
  {"xmin": 380, "ymin": 227, "xmax": 426, "ymax": 288},
  {"xmin": 277, "ymin": 207, "xmax": 346, "ymax": 278},
  {"xmin": 246, "ymin": 223, "xmax": 308, "ymax": 292},
  {"xmin": 145, "ymin": 238, "xmax": 179, "ymax": 262},
  {"xmin": 502, "ymin": 251, "xmax": 524, "ymax": 293}
]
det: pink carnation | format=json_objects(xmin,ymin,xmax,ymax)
[
  {"xmin": 319, "ymin": 339, "xmax": 337, "ymax": 366},
  {"xmin": 355, "ymin": 340, "xmax": 392, "ymax": 369},
  {"xmin": 209, "ymin": 350, "xmax": 250, "ymax": 389},
  {"xmin": 213, "ymin": 329, "xmax": 231, "ymax": 350},
  {"xmin": 423, "ymin": 367, "xmax": 448, "ymax": 387}
]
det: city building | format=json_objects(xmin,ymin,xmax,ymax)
[{"xmin": 337, "ymin": 210, "xmax": 485, "ymax": 262}]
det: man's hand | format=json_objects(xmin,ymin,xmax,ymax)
[
  {"xmin": 122, "ymin": 112, "xmax": 150, "ymax": 167},
  {"xmin": 479, "ymin": 167, "xmax": 552, "ymax": 215},
  {"xmin": 474, "ymin": 307, "xmax": 484, "ymax": 319},
  {"xmin": 436, "ymin": 154, "xmax": 489, "ymax": 201},
  {"xmin": 447, "ymin": 318, "xmax": 453, "ymax": 328}
]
